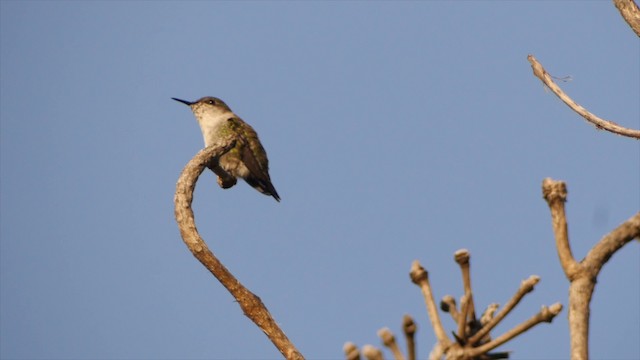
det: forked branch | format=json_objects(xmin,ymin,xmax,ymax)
[{"xmin": 542, "ymin": 178, "xmax": 640, "ymax": 360}]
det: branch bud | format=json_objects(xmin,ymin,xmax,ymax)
[
  {"xmin": 362, "ymin": 345, "xmax": 384, "ymax": 360},
  {"xmin": 410, "ymin": 260, "xmax": 428, "ymax": 284},
  {"xmin": 403, "ymin": 315, "xmax": 417, "ymax": 336},
  {"xmin": 454, "ymin": 249, "xmax": 470, "ymax": 266}
]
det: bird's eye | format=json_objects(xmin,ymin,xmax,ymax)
[{"xmin": 207, "ymin": 99, "xmax": 216, "ymax": 105}]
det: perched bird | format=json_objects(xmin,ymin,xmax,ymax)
[{"xmin": 173, "ymin": 96, "xmax": 280, "ymax": 202}]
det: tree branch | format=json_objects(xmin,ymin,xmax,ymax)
[
  {"xmin": 468, "ymin": 276, "xmax": 541, "ymax": 345},
  {"xmin": 410, "ymin": 261, "xmax": 452, "ymax": 350},
  {"xmin": 613, "ymin": 0, "xmax": 640, "ymax": 37},
  {"xmin": 343, "ymin": 342, "xmax": 360, "ymax": 360},
  {"xmin": 455, "ymin": 250, "xmax": 476, "ymax": 324},
  {"xmin": 174, "ymin": 141, "xmax": 304, "ymax": 360},
  {"xmin": 583, "ymin": 212, "xmax": 640, "ymax": 275},
  {"xmin": 527, "ymin": 54, "xmax": 640, "ymax": 139},
  {"xmin": 379, "ymin": 328, "xmax": 405, "ymax": 360},
  {"xmin": 542, "ymin": 178, "xmax": 582, "ymax": 280},
  {"xmin": 440, "ymin": 295, "xmax": 461, "ymax": 324},
  {"xmin": 403, "ymin": 315, "xmax": 417, "ymax": 360},
  {"xmin": 542, "ymin": 178, "xmax": 640, "ymax": 360},
  {"xmin": 362, "ymin": 345, "xmax": 384, "ymax": 360},
  {"xmin": 467, "ymin": 303, "xmax": 563, "ymax": 358}
]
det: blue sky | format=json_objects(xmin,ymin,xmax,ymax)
[{"xmin": 1, "ymin": 1, "xmax": 638, "ymax": 359}]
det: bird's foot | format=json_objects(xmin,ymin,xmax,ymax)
[{"xmin": 217, "ymin": 175, "xmax": 237, "ymax": 189}]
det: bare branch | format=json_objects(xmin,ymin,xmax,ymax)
[
  {"xmin": 542, "ymin": 178, "xmax": 581, "ymax": 280},
  {"xmin": 468, "ymin": 275, "xmax": 541, "ymax": 345},
  {"xmin": 527, "ymin": 54, "xmax": 640, "ymax": 139},
  {"xmin": 410, "ymin": 261, "xmax": 452, "ymax": 349},
  {"xmin": 613, "ymin": 0, "xmax": 640, "ymax": 37},
  {"xmin": 568, "ymin": 213, "xmax": 640, "ymax": 360},
  {"xmin": 174, "ymin": 142, "xmax": 304, "ymax": 360},
  {"xmin": 454, "ymin": 249, "xmax": 476, "ymax": 323},
  {"xmin": 440, "ymin": 295, "xmax": 460, "ymax": 324},
  {"xmin": 567, "ymin": 278, "xmax": 594, "ymax": 360},
  {"xmin": 344, "ymin": 342, "xmax": 361, "ymax": 360},
  {"xmin": 542, "ymin": 179, "xmax": 640, "ymax": 360},
  {"xmin": 428, "ymin": 343, "xmax": 444, "ymax": 360},
  {"xmin": 583, "ymin": 212, "xmax": 640, "ymax": 275},
  {"xmin": 468, "ymin": 303, "xmax": 563, "ymax": 358},
  {"xmin": 480, "ymin": 303, "xmax": 500, "ymax": 327},
  {"xmin": 362, "ymin": 345, "xmax": 385, "ymax": 360},
  {"xmin": 456, "ymin": 293, "xmax": 471, "ymax": 343},
  {"xmin": 402, "ymin": 315, "xmax": 417, "ymax": 360},
  {"xmin": 379, "ymin": 328, "xmax": 405, "ymax": 360},
  {"xmin": 473, "ymin": 303, "xmax": 500, "ymax": 345}
]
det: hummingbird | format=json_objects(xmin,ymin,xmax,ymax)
[{"xmin": 172, "ymin": 96, "xmax": 280, "ymax": 202}]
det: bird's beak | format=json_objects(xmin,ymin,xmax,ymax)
[{"xmin": 172, "ymin": 98, "xmax": 193, "ymax": 106}]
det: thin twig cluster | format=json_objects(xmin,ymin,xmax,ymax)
[
  {"xmin": 344, "ymin": 250, "xmax": 562, "ymax": 360},
  {"xmin": 344, "ymin": 315, "xmax": 417, "ymax": 360}
]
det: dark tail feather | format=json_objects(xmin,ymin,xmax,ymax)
[
  {"xmin": 268, "ymin": 186, "xmax": 281, "ymax": 202},
  {"xmin": 245, "ymin": 177, "xmax": 281, "ymax": 202}
]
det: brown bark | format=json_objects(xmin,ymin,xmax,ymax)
[
  {"xmin": 613, "ymin": 0, "xmax": 640, "ymax": 37},
  {"xmin": 174, "ymin": 141, "xmax": 304, "ymax": 360},
  {"xmin": 527, "ymin": 54, "xmax": 640, "ymax": 139},
  {"xmin": 542, "ymin": 178, "xmax": 640, "ymax": 360}
]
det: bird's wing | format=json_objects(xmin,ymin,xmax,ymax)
[{"xmin": 230, "ymin": 117, "xmax": 281, "ymax": 201}]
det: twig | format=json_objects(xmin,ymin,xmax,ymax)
[
  {"xmin": 440, "ymin": 295, "xmax": 460, "ymax": 324},
  {"xmin": 467, "ymin": 303, "xmax": 563, "ymax": 358},
  {"xmin": 362, "ymin": 345, "xmax": 385, "ymax": 360},
  {"xmin": 410, "ymin": 261, "xmax": 451, "ymax": 349},
  {"xmin": 468, "ymin": 275, "xmax": 540, "ymax": 345},
  {"xmin": 344, "ymin": 342, "xmax": 361, "ymax": 360},
  {"xmin": 541, "ymin": 178, "xmax": 580, "ymax": 280},
  {"xmin": 527, "ymin": 54, "xmax": 640, "ymax": 139},
  {"xmin": 402, "ymin": 315, "xmax": 417, "ymax": 360},
  {"xmin": 379, "ymin": 328, "xmax": 405, "ymax": 360},
  {"xmin": 174, "ymin": 141, "xmax": 304, "ymax": 360},
  {"xmin": 480, "ymin": 303, "xmax": 499, "ymax": 327},
  {"xmin": 428, "ymin": 343, "xmax": 444, "ymax": 360},
  {"xmin": 456, "ymin": 293, "xmax": 471, "ymax": 343},
  {"xmin": 454, "ymin": 250, "xmax": 476, "ymax": 323},
  {"xmin": 476, "ymin": 303, "xmax": 500, "ymax": 344}
]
